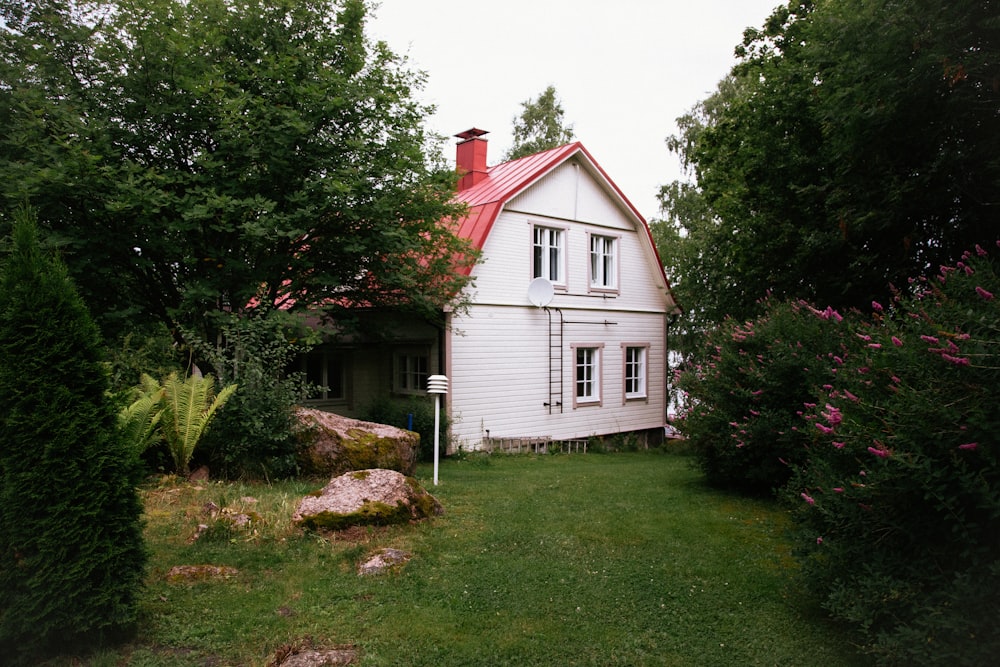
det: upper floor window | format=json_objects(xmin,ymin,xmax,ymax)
[
  {"xmin": 533, "ymin": 225, "xmax": 564, "ymax": 284},
  {"xmin": 589, "ymin": 234, "xmax": 617, "ymax": 290},
  {"xmin": 624, "ymin": 345, "xmax": 648, "ymax": 400}
]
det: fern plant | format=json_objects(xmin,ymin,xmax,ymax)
[
  {"xmin": 118, "ymin": 373, "xmax": 165, "ymax": 459},
  {"xmin": 159, "ymin": 372, "xmax": 237, "ymax": 475}
]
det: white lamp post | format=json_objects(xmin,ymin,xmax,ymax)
[{"xmin": 426, "ymin": 374, "xmax": 448, "ymax": 486}]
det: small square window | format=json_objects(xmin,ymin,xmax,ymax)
[
  {"xmin": 298, "ymin": 350, "xmax": 346, "ymax": 402},
  {"xmin": 395, "ymin": 352, "xmax": 429, "ymax": 395}
]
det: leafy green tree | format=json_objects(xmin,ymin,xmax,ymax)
[
  {"xmin": 0, "ymin": 0, "xmax": 476, "ymax": 343},
  {"xmin": 0, "ymin": 210, "xmax": 146, "ymax": 664},
  {"xmin": 655, "ymin": 0, "xmax": 1000, "ymax": 324},
  {"xmin": 504, "ymin": 85, "xmax": 576, "ymax": 161}
]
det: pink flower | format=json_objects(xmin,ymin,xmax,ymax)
[
  {"xmin": 816, "ymin": 537, "xmax": 824, "ymax": 545},
  {"xmin": 843, "ymin": 390, "xmax": 860, "ymax": 403},
  {"xmin": 822, "ymin": 404, "xmax": 843, "ymax": 426},
  {"xmin": 833, "ymin": 487, "xmax": 844, "ymax": 493},
  {"xmin": 958, "ymin": 442, "xmax": 978, "ymax": 451},
  {"xmin": 976, "ymin": 244, "xmax": 987, "ymax": 256},
  {"xmin": 867, "ymin": 343, "xmax": 882, "ymax": 349},
  {"xmin": 872, "ymin": 301, "xmax": 883, "ymax": 312},
  {"xmin": 815, "ymin": 423, "xmax": 835, "ymax": 435},
  {"xmin": 832, "ymin": 441, "xmax": 845, "ymax": 449},
  {"xmin": 941, "ymin": 353, "xmax": 970, "ymax": 366},
  {"xmin": 920, "ymin": 335, "xmax": 939, "ymax": 344},
  {"xmin": 856, "ymin": 333, "xmax": 872, "ymax": 342},
  {"xmin": 976, "ymin": 286, "xmax": 994, "ymax": 301},
  {"xmin": 801, "ymin": 493, "xmax": 815, "ymax": 505},
  {"xmin": 867, "ymin": 446, "xmax": 890, "ymax": 458},
  {"xmin": 891, "ymin": 336, "xmax": 903, "ymax": 347}
]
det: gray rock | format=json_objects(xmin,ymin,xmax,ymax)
[
  {"xmin": 358, "ymin": 547, "xmax": 412, "ymax": 576},
  {"xmin": 295, "ymin": 408, "xmax": 419, "ymax": 476},
  {"xmin": 292, "ymin": 468, "xmax": 442, "ymax": 531}
]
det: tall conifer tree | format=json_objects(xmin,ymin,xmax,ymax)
[{"xmin": 0, "ymin": 210, "xmax": 146, "ymax": 663}]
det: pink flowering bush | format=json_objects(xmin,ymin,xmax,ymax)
[
  {"xmin": 787, "ymin": 247, "xmax": 1000, "ymax": 664},
  {"xmin": 675, "ymin": 299, "xmax": 851, "ymax": 494},
  {"xmin": 676, "ymin": 245, "xmax": 1000, "ymax": 663}
]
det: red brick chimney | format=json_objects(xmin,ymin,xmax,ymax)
[{"xmin": 455, "ymin": 128, "xmax": 489, "ymax": 191}]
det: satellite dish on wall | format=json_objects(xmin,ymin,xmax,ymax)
[{"xmin": 527, "ymin": 277, "xmax": 555, "ymax": 307}]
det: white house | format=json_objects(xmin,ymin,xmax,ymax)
[{"xmin": 299, "ymin": 129, "xmax": 680, "ymax": 451}]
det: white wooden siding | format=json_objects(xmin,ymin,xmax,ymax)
[
  {"xmin": 448, "ymin": 159, "xmax": 670, "ymax": 449},
  {"xmin": 449, "ymin": 306, "xmax": 666, "ymax": 448}
]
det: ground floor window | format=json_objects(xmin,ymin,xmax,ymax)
[
  {"xmin": 574, "ymin": 344, "xmax": 603, "ymax": 406},
  {"xmin": 624, "ymin": 344, "xmax": 648, "ymax": 400},
  {"xmin": 395, "ymin": 350, "xmax": 429, "ymax": 395},
  {"xmin": 298, "ymin": 349, "xmax": 347, "ymax": 402}
]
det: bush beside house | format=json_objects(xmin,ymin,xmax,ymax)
[{"xmin": 676, "ymin": 245, "xmax": 1000, "ymax": 665}]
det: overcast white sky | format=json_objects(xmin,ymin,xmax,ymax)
[{"xmin": 368, "ymin": 0, "xmax": 781, "ymax": 221}]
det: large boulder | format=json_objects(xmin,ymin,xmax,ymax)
[
  {"xmin": 295, "ymin": 408, "xmax": 418, "ymax": 476},
  {"xmin": 292, "ymin": 469, "xmax": 442, "ymax": 531}
]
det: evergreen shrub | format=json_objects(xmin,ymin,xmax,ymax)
[{"xmin": 0, "ymin": 214, "xmax": 146, "ymax": 664}]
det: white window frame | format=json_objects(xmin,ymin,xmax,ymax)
[
  {"xmin": 573, "ymin": 344, "xmax": 603, "ymax": 407},
  {"xmin": 531, "ymin": 224, "xmax": 566, "ymax": 285},
  {"xmin": 622, "ymin": 344, "xmax": 649, "ymax": 402},
  {"xmin": 588, "ymin": 233, "xmax": 619, "ymax": 293},
  {"xmin": 394, "ymin": 349, "xmax": 430, "ymax": 395}
]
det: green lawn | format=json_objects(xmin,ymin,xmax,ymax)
[{"xmin": 70, "ymin": 452, "xmax": 868, "ymax": 666}]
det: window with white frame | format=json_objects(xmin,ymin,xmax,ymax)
[
  {"xmin": 395, "ymin": 351, "xmax": 429, "ymax": 395},
  {"xmin": 532, "ymin": 225, "xmax": 564, "ymax": 283},
  {"xmin": 574, "ymin": 345, "xmax": 602, "ymax": 405},
  {"xmin": 624, "ymin": 345, "xmax": 648, "ymax": 400},
  {"xmin": 589, "ymin": 234, "xmax": 617, "ymax": 290}
]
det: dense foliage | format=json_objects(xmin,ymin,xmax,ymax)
[
  {"xmin": 675, "ymin": 298, "xmax": 849, "ymax": 494},
  {"xmin": 676, "ymin": 244, "xmax": 1000, "ymax": 663},
  {"xmin": 0, "ymin": 212, "xmax": 146, "ymax": 663},
  {"xmin": 192, "ymin": 309, "xmax": 316, "ymax": 479},
  {"xmin": 360, "ymin": 394, "xmax": 450, "ymax": 463},
  {"xmin": 787, "ymin": 247, "xmax": 1000, "ymax": 665},
  {"xmin": 0, "ymin": 0, "xmax": 476, "ymax": 343},
  {"xmin": 654, "ymin": 0, "xmax": 1000, "ymax": 329}
]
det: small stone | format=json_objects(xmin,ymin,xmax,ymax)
[{"xmin": 358, "ymin": 548, "xmax": 412, "ymax": 576}]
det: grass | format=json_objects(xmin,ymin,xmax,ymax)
[{"xmin": 54, "ymin": 452, "xmax": 868, "ymax": 666}]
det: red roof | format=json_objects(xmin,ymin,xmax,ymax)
[{"xmin": 451, "ymin": 143, "xmax": 678, "ymax": 311}]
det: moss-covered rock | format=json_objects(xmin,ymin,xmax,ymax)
[
  {"xmin": 292, "ymin": 469, "xmax": 442, "ymax": 531},
  {"xmin": 295, "ymin": 408, "xmax": 419, "ymax": 476}
]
